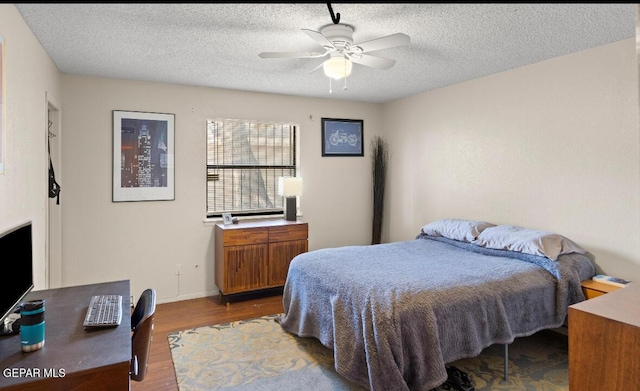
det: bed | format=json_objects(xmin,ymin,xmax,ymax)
[{"xmin": 278, "ymin": 220, "xmax": 595, "ymax": 391}]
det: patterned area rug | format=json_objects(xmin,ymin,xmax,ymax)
[{"xmin": 168, "ymin": 314, "xmax": 569, "ymax": 391}]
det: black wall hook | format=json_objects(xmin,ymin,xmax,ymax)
[{"xmin": 327, "ymin": 3, "xmax": 340, "ymax": 24}]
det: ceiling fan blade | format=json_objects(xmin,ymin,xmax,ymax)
[
  {"xmin": 347, "ymin": 53, "xmax": 396, "ymax": 70},
  {"xmin": 259, "ymin": 51, "xmax": 328, "ymax": 59},
  {"xmin": 309, "ymin": 60, "xmax": 326, "ymax": 74},
  {"xmin": 353, "ymin": 33, "xmax": 410, "ymax": 53},
  {"xmin": 302, "ymin": 29, "xmax": 337, "ymax": 51}
]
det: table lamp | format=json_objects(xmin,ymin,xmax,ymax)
[{"xmin": 278, "ymin": 177, "xmax": 302, "ymax": 221}]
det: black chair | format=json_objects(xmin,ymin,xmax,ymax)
[{"xmin": 130, "ymin": 288, "xmax": 156, "ymax": 382}]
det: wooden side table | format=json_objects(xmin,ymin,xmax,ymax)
[{"xmin": 580, "ymin": 279, "xmax": 622, "ymax": 299}]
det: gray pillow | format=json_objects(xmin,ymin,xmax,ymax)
[
  {"xmin": 421, "ymin": 219, "xmax": 496, "ymax": 242},
  {"xmin": 473, "ymin": 225, "xmax": 586, "ymax": 261}
]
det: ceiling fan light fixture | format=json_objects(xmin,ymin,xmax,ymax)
[
  {"xmin": 323, "ymin": 56, "xmax": 352, "ymax": 80},
  {"xmin": 258, "ymin": 18, "xmax": 410, "ymax": 91}
]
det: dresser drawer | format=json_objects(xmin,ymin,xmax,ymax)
[
  {"xmin": 269, "ymin": 224, "xmax": 308, "ymax": 242},
  {"xmin": 223, "ymin": 227, "xmax": 268, "ymax": 246}
]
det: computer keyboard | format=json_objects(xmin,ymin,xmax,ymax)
[{"xmin": 83, "ymin": 294, "xmax": 123, "ymax": 328}]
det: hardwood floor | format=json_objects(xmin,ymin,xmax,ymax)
[{"xmin": 131, "ymin": 292, "xmax": 284, "ymax": 391}]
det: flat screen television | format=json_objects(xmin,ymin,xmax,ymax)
[{"xmin": 0, "ymin": 221, "xmax": 33, "ymax": 324}]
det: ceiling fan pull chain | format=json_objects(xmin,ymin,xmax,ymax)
[
  {"xmin": 343, "ymin": 60, "xmax": 348, "ymax": 91},
  {"xmin": 329, "ymin": 77, "xmax": 333, "ymax": 94},
  {"xmin": 327, "ymin": 4, "xmax": 340, "ymax": 24}
]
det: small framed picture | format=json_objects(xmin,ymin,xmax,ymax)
[
  {"xmin": 222, "ymin": 213, "xmax": 233, "ymax": 225},
  {"xmin": 321, "ymin": 118, "xmax": 364, "ymax": 157}
]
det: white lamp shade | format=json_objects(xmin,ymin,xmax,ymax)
[
  {"xmin": 323, "ymin": 56, "xmax": 352, "ymax": 80},
  {"xmin": 278, "ymin": 177, "xmax": 303, "ymax": 197}
]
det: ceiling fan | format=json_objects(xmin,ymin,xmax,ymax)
[{"xmin": 258, "ymin": 5, "xmax": 410, "ymax": 90}]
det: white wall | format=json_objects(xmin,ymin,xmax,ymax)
[
  {"xmin": 60, "ymin": 76, "xmax": 382, "ymax": 302},
  {"xmin": 384, "ymin": 38, "xmax": 640, "ymax": 281},
  {"xmin": 0, "ymin": 5, "xmax": 62, "ymax": 289}
]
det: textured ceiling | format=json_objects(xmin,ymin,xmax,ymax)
[{"xmin": 15, "ymin": 3, "xmax": 636, "ymax": 103}]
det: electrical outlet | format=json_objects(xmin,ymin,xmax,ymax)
[{"xmin": 175, "ymin": 264, "xmax": 182, "ymax": 275}]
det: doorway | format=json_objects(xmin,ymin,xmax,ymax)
[{"xmin": 47, "ymin": 100, "xmax": 62, "ymax": 288}]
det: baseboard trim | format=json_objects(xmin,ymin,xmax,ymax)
[{"xmin": 156, "ymin": 290, "xmax": 218, "ymax": 304}]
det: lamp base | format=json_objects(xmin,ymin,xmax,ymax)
[{"xmin": 284, "ymin": 197, "xmax": 297, "ymax": 221}]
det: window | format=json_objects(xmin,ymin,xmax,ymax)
[{"xmin": 206, "ymin": 119, "xmax": 297, "ymax": 217}]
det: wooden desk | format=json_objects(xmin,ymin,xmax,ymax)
[
  {"xmin": 568, "ymin": 282, "xmax": 640, "ymax": 390},
  {"xmin": 0, "ymin": 280, "xmax": 131, "ymax": 391}
]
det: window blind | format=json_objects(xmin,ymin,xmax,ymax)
[{"xmin": 206, "ymin": 119, "xmax": 297, "ymax": 217}]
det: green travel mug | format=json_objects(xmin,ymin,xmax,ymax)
[{"xmin": 20, "ymin": 299, "xmax": 45, "ymax": 352}]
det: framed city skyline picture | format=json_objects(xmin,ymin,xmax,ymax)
[{"xmin": 113, "ymin": 110, "xmax": 175, "ymax": 202}]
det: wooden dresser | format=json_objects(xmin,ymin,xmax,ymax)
[
  {"xmin": 568, "ymin": 282, "xmax": 640, "ymax": 390},
  {"xmin": 214, "ymin": 219, "xmax": 308, "ymax": 303}
]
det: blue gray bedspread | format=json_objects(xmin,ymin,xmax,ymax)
[{"xmin": 279, "ymin": 235, "xmax": 595, "ymax": 391}]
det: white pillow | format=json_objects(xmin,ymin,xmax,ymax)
[
  {"xmin": 473, "ymin": 225, "xmax": 586, "ymax": 261},
  {"xmin": 421, "ymin": 219, "xmax": 496, "ymax": 242}
]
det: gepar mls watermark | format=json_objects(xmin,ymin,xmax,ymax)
[{"xmin": 3, "ymin": 367, "xmax": 66, "ymax": 378}]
